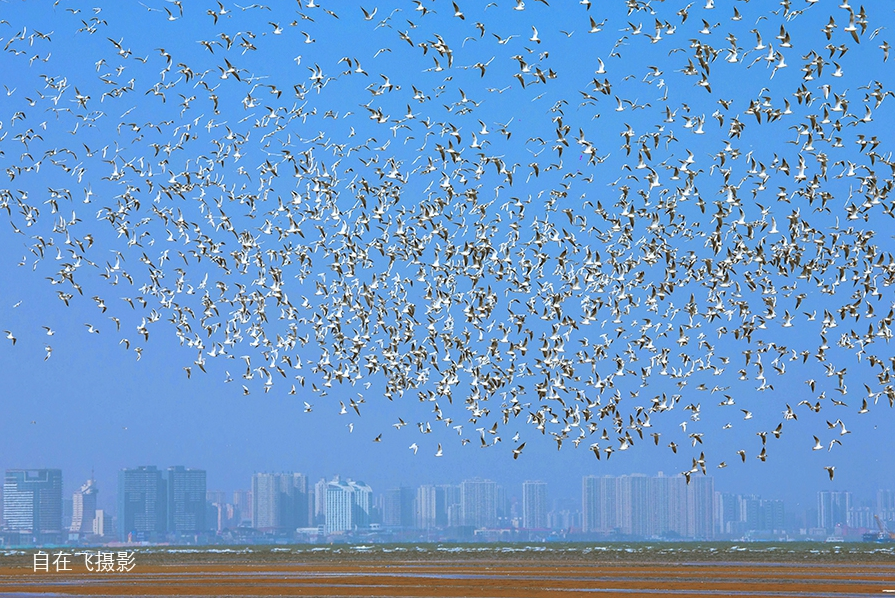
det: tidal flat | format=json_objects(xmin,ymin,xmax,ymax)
[{"xmin": 1, "ymin": 543, "xmax": 894, "ymax": 597}]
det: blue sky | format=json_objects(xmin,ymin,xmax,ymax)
[{"xmin": 1, "ymin": 0, "xmax": 894, "ymax": 512}]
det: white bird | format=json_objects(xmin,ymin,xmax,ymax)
[
  {"xmin": 409, "ymin": 443, "xmax": 418, "ymax": 454},
  {"xmin": 530, "ymin": 26, "xmax": 540, "ymax": 44}
]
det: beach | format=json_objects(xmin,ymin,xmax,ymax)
[{"xmin": 1, "ymin": 543, "xmax": 894, "ymax": 597}]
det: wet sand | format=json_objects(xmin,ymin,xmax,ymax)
[{"xmin": 1, "ymin": 546, "xmax": 894, "ymax": 597}]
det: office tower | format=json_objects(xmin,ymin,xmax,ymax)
[
  {"xmin": 166, "ymin": 466, "xmax": 206, "ymax": 535},
  {"xmin": 522, "ymin": 481, "xmax": 548, "ymax": 529},
  {"xmin": 118, "ymin": 466, "xmax": 167, "ymax": 542},
  {"xmin": 325, "ymin": 477, "xmax": 372, "ymax": 533},
  {"xmin": 818, "ymin": 491, "xmax": 851, "ymax": 531},
  {"xmin": 70, "ymin": 476, "xmax": 99, "ymax": 534},
  {"xmin": 3, "ymin": 469, "xmax": 63, "ymax": 542},
  {"xmin": 251, "ymin": 472, "xmax": 309, "ymax": 534},
  {"xmin": 460, "ymin": 478, "xmax": 498, "ymax": 528}
]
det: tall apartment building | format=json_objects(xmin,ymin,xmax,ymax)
[
  {"xmin": 818, "ymin": 491, "xmax": 851, "ymax": 531},
  {"xmin": 324, "ymin": 477, "xmax": 372, "ymax": 533},
  {"xmin": 118, "ymin": 466, "xmax": 166, "ymax": 542},
  {"xmin": 314, "ymin": 478, "xmax": 328, "ymax": 525},
  {"xmin": 252, "ymin": 472, "xmax": 310, "ymax": 534},
  {"xmin": 2, "ymin": 469, "xmax": 63, "ymax": 543},
  {"xmin": 443, "ymin": 485, "xmax": 462, "ymax": 527},
  {"xmin": 233, "ymin": 489, "xmax": 252, "ymax": 527},
  {"xmin": 687, "ymin": 476, "xmax": 714, "ymax": 539},
  {"xmin": 70, "ymin": 476, "xmax": 98, "ymax": 535},
  {"xmin": 878, "ymin": 490, "xmax": 895, "ymax": 524},
  {"xmin": 582, "ymin": 473, "xmax": 712, "ymax": 539},
  {"xmin": 417, "ymin": 485, "xmax": 444, "ymax": 529},
  {"xmin": 167, "ymin": 466, "xmax": 206, "ymax": 535},
  {"xmin": 382, "ymin": 487, "xmax": 415, "ymax": 527},
  {"xmin": 460, "ymin": 478, "xmax": 498, "ymax": 528},
  {"xmin": 522, "ymin": 481, "xmax": 548, "ymax": 530}
]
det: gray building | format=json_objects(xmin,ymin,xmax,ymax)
[
  {"xmin": 818, "ymin": 491, "xmax": 851, "ymax": 532},
  {"xmin": 251, "ymin": 472, "xmax": 310, "ymax": 534},
  {"xmin": 118, "ymin": 466, "xmax": 166, "ymax": 542},
  {"xmin": 70, "ymin": 476, "xmax": 99, "ymax": 535},
  {"xmin": 522, "ymin": 481, "xmax": 548, "ymax": 530},
  {"xmin": 2, "ymin": 469, "xmax": 63, "ymax": 543},
  {"xmin": 167, "ymin": 466, "xmax": 206, "ymax": 536},
  {"xmin": 582, "ymin": 473, "xmax": 712, "ymax": 539},
  {"xmin": 460, "ymin": 478, "xmax": 498, "ymax": 529}
]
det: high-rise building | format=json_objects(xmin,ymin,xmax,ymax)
[
  {"xmin": 649, "ymin": 474, "xmax": 688, "ymax": 537},
  {"xmin": 251, "ymin": 472, "xmax": 309, "ymax": 534},
  {"xmin": 878, "ymin": 490, "xmax": 895, "ymax": 525},
  {"xmin": 522, "ymin": 481, "xmax": 548, "ymax": 529},
  {"xmin": 818, "ymin": 491, "xmax": 851, "ymax": 531},
  {"xmin": 325, "ymin": 477, "xmax": 372, "ymax": 533},
  {"xmin": 3, "ymin": 469, "xmax": 63, "ymax": 542},
  {"xmin": 70, "ymin": 476, "xmax": 99, "ymax": 535},
  {"xmin": 460, "ymin": 478, "xmax": 498, "ymax": 528},
  {"xmin": 314, "ymin": 478, "xmax": 328, "ymax": 525},
  {"xmin": 583, "ymin": 473, "xmax": 711, "ymax": 538},
  {"xmin": 417, "ymin": 485, "xmax": 446, "ymax": 529},
  {"xmin": 166, "ymin": 466, "xmax": 206, "ymax": 535},
  {"xmin": 714, "ymin": 492, "xmax": 739, "ymax": 536},
  {"xmin": 92, "ymin": 509, "xmax": 111, "ymax": 537},
  {"xmin": 382, "ymin": 487, "xmax": 415, "ymax": 527},
  {"xmin": 233, "ymin": 490, "xmax": 252, "ymax": 526},
  {"xmin": 687, "ymin": 476, "xmax": 714, "ymax": 539},
  {"xmin": 617, "ymin": 475, "xmax": 650, "ymax": 536},
  {"xmin": 118, "ymin": 466, "xmax": 166, "ymax": 542},
  {"xmin": 582, "ymin": 475, "xmax": 618, "ymax": 533},
  {"xmin": 441, "ymin": 484, "xmax": 461, "ymax": 527}
]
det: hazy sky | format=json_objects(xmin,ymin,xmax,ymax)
[{"xmin": 1, "ymin": 0, "xmax": 894, "ymax": 513}]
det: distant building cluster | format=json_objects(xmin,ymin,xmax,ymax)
[
  {"xmin": 581, "ymin": 474, "xmax": 714, "ymax": 539},
  {"xmin": 3, "ymin": 467, "xmax": 895, "ymax": 547}
]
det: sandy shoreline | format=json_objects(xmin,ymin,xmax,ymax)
[{"xmin": 2, "ymin": 550, "xmax": 895, "ymax": 597}]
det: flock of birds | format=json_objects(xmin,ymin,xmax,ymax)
[{"xmin": 0, "ymin": 0, "xmax": 893, "ymax": 481}]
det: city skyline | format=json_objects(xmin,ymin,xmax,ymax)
[
  {"xmin": 6, "ymin": 467, "xmax": 895, "ymax": 548},
  {"xmin": 5, "ymin": 460, "xmax": 893, "ymax": 518},
  {"xmin": 1, "ymin": 0, "xmax": 894, "ymax": 526}
]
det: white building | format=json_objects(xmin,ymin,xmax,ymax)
[{"xmin": 324, "ymin": 477, "xmax": 372, "ymax": 533}]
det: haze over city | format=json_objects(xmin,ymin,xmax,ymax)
[{"xmin": 1, "ymin": 0, "xmax": 895, "ymax": 551}]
